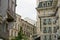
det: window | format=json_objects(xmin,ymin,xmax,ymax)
[
  {"xmin": 20, "ymin": 27, "xmax": 22, "ymax": 32},
  {"xmin": 38, "ymin": 1, "xmax": 52, "ymax": 8},
  {"xmin": 3, "ymin": 23, "xmax": 8, "ymax": 32},
  {"xmin": 43, "ymin": 19, "xmax": 51, "ymax": 25},
  {"xmin": 49, "ymin": 35, "xmax": 51, "ymax": 40},
  {"xmin": 15, "ymin": 23, "xmax": 17, "ymax": 29},
  {"xmin": 53, "ymin": 19, "xmax": 56, "ymax": 24},
  {"xmin": 6, "ymin": 23, "xmax": 8, "ymax": 31},
  {"xmin": 53, "ymin": 27, "xmax": 57, "ymax": 33},
  {"xmin": 15, "ymin": 31, "xmax": 17, "ymax": 37},
  {"xmin": 11, "ymin": 30, "xmax": 13, "ymax": 36},
  {"xmin": 38, "ymin": 2, "xmax": 42, "ymax": 8},
  {"xmin": 43, "ymin": 27, "xmax": 52, "ymax": 33},
  {"xmin": 16, "ymin": 31, "xmax": 18, "ymax": 36},
  {"xmin": 42, "ymin": 2, "xmax": 47, "ymax": 7},
  {"xmin": 48, "ymin": 27, "xmax": 52, "ymax": 33},
  {"xmin": 26, "ymin": 32, "xmax": 30, "ymax": 37},
  {"xmin": 46, "ymin": 19, "xmax": 51, "ymax": 24},
  {"xmin": 19, "ymin": 18, "xmax": 21, "ymax": 22},
  {"xmin": 44, "ymin": 35, "xmax": 47, "ymax": 40},
  {"xmin": 27, "ymin": 26, "xmax": 29, "ymax": 29},
  {"xmin": 43, "ymin": 3, "xmax": 45, "ymax": 7},
  {"xmin": 48, "ymin": 19, "xmax": 51, "ymax": 24},
  {"xmin": 43, "ymin": 27, "xmax": 47, "ymax": 33},
  {"xmin": 47, "ymin": 1, "xmax": 52, "ymax": 7},
  {"xmin": 43, "ymin": 19, "xmax": 46, "ymax": 25},
  {"xmin": 54, "ymin": 35, "xmax": 56, "ymax": 38},
  {"xmin": 43, "ymin": 1, "xmax": 47, "ymax": 7},
  {"xmin": 57, "ymin": 26, "xmax": 59, "ymax": 30},
  {"xmin": 18, "ymin": 24, "xmax": 20, "ymax": 30},
  {"xmin": 44, "ymin": 35, "xmax": 52, "ymax": 40}
]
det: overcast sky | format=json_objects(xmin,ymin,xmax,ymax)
[{"xmin": 16, "ymin": 0, "xmax": 37, "ymax": 21}]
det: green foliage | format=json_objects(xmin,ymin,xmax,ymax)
[{"xmin": 11, "ymin": 27, "xmax": 28, "ymax": 40}]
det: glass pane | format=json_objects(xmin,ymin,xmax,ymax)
[
  {"xmin": 57, "ymin": 26, "xmax": 59, "ymax": 30},
  {"xmin": 49, "ymin": 35, "xmax": 51, "ymax": 40},
  {"xmin": 43, "ymin": 27, "xmax": 47, "ymax": 33},
  {"xmin": 48, "ymin": 27, "xmax": 52, "ymax": 33},
  {"xmin": 47, "ymin": 1, "xmax": 52, "ymax": 7},
  {"xmin": 53, "ymin": 27, "xmax": 57, "ymax": 33},
  {"xmin": 43, "ymin": 19, "xmax": 47, "ymax": 25},
  {"xmin": 44, "ymin": 35, "xmax": 47, "ymax": 40},
  {"xmin": 38, "ymin": 2, "xmax": 42, "ymax": 8},
  {"xmin": 47, "ymin": 27, "xmax": 49, "ymax": 33},
  {"xmin": 48, "ymin": 19, "xmax": 51, "ymax": 24},
  {"xmin": 46, "ymin": 19, "xmax": 49, "ymax": 24}
]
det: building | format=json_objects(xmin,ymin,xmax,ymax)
[
  {"xmin": 24, "ymin": 17, "xmax": 37, "ymax": 26},
  {"xmin": 56, "ymin": 0, "xmax": 60, "ymax": 40},
  {"xmin": 9, "ymin": 14, "xmax": 21, "ymax": 40},
  {"xmin": 36, "ymin": 0, "xmax": 60, "ymax": 40},
  {"xmin": 0, "ymin": 0, "xmax": 16, "ymax": 40},
  {"xmin": 21, "ymin": 19, "xmax": 36, "ymax": 40}
]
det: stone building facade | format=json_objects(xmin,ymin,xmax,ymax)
[
  {"xmin": 0, "ymin": 0, "xmax": 16, "ymax": 40},
  {"xmin": 21, "ymin": 19, "xmax": 36, "ymax": 40},
  {"xmin": 9, "ymin": 14, "xmax": 21, "ymax": 40},
  {"xmin": 36, "ymin": 0, "xmax": 60, "ymax": 40}
]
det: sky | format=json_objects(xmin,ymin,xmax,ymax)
[{"xmin": 16, "ymin": 0, "xmax": 37, "ymax": 21}]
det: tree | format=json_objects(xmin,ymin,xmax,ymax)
[{"xmin": 12, "ymin": 27, "xmax": 28, "ymax": 40}]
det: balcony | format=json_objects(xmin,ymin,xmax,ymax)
[
  {"xmin": 7, "ymin": 8, "xmax": 16, "ymax": 22},
  {"xmin": 36, "ymin": 0, "xmax": 58, "ymax": 10},
  {"xmin": 38, "ymin": 12, "xmax": 55, "ymax": 17}
]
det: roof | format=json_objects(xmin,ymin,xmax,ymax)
[{"xmin": 21, "ymin": 19, "xmax": 36, "ymax": 27}]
